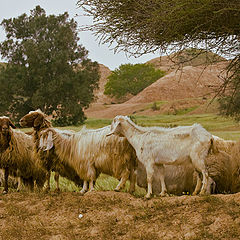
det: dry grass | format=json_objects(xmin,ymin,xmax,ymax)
[{"xmin": 0, "ymin": 191, "xmax": 240, "ymax": 240}]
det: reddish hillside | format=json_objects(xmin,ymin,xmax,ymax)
[
  {"xmin": 85, "ymin": 51, "xmax": 228, "ymax": 119},
  {"xmin": 127, "ymin": 63, "xmax": 226, "ymax": 104},
  {"xmin": 93, "ymin": 64, "xmax": 112, "ymax": 104}
]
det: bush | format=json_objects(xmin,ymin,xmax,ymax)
[{"xmin": 104, "ymin": 63, "xmax": 164, "ymax": 99}]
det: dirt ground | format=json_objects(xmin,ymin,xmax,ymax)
[{"xmin": 1, "ymin": 190, "xmax": 240, "ymax": 240}]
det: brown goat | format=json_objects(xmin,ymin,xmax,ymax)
[
  {"xmin": 39, "ymin": 126, "xmax": 137, "ymax": 194},
  {"xmin": 19, "ymin": 109, "xmax": 83, "ymax": 192},
  {"xmin": 0, "ymin": 116, "xmax": 47, "ymax": 194}
]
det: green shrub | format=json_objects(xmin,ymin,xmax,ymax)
[{"xmin": 104, "ymin": 63, "xmax": 164, "ymax": 99}]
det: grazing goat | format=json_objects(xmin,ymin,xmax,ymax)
[
  {"xmin": 39, "ymin": 126, "xmax": 137, "ymax": 194},
  {"xmin": 207, "ymin": 136, "xmax": 240, "ymax": 193},
  {"xmin": 0, "ymin": 116, "xmax": 47, "ymax": 194},
  {"xmin": 107, "ymin": 115, "xmax": 212, "ymax": 198},
  {"xmin": 19, "ymin": 109, "xmax": 83, "ymax": 192}
]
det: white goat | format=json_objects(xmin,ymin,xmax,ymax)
[
  {"xmin": 39, "ymin": 126, "xmax": 137, "ymax": 194},
  {"xmin": 107, "ymin": 115, "xmax": 213, "ymax": 198}
]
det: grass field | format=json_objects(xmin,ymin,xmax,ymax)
[
  {"xmin": 20, "ymin": 113, "xmax": 240, "ymax": 139},
  {"xmin": 60, "ymin": 113, "xmax": 240, "ymax": 140},
  {"xmin": 18, "ymin": 113, "xmax": 240, "ymax": 195}
]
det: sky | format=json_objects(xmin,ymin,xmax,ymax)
[{"xmin": 0, "ymin": 0, "xmax": 160, "ymax": 70}]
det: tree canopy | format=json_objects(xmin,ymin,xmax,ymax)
[
  {"xmin": 0, "ymin": 5, "xmax": 99, "ymax": 126},
  {"xmin": 104, "ymin": 63, "xmax": 164, "ymax": 100},
  {"xmin": 78, "ymin": 0, "xmax": 239, "ymax": 56},
  {"xmin": 78, "ymin": 0, "xmax": 240, "ymax": 119}
]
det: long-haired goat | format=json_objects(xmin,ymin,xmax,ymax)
[
  {"xmin": 107, "ymin": 115, "xmax": 213, "ymax": 198},
  {"xmin": 19, "ymin": 109, "xmax": 83, "ymax": 192},
  {"xmin": 39, "ymin": 126, "xmax": 137, "ymax": 194},
  {"xmin": 0, "ymin": 116, "xmax": 47, "ymax": 194},
  {"xmin": 211, "ymin": 135, "xmax": 236, "ymax": 154},
  {"xmin": 207, "ymin": 135, "xmax": 240, "ymax": 193}
]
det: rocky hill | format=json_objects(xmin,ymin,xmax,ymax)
[{"xmin": 85, "ymin": 50, "xmax": 228, "ymax": 118}]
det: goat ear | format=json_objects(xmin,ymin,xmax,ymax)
[
  {"xmin": 106, "ymin": 120, "xmax": 120, "ymax": 137},
  {"xmin": 39, "ymin": 135, "xmax": 44, "ymax": 149},
  {"xmin": 44, "ymin": 131, "xmax": 54, "ymax": 151},
  {"xmin": 9, "ymin": 119, "xmax": 16, "ymax": 129},
  {"xmin": 34, "ymin": 114, "xmax": 43, "ymax": 127}
]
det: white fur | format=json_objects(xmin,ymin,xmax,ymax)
[{"xmin": 108, "ymin": 115, "xmax": 213, "ymax": 198}]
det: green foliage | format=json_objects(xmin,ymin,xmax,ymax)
[
  {"xmin": 104, "ymin": 63, "xmax": 164, "ymax": 99},
  {"xmin": 0, "ymin": 6, "xmax": 99, "ymax": 126},
  {"xmin": 78, "ymin": 0, "xmax": 239, "ymax": 56}
]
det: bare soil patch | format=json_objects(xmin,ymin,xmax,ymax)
[{"xmin": 1, "ymin": 191, "xmax": 240, "ymax": 240}]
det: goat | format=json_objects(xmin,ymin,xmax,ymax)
[
  {"xmin": 207, "ymin": 135, "xmax": 240, "ymax": 193},
  {"xmin": 39, "ymin": 126, "xmax": 137, "ymax": 194},
  {"xmin": 19, "ymin": 109, "xmax": 82, "ymax": 192},
  {"xmin": 107, "ymin": 115, "xmax": 212, "ymax": 198},
  {"xmin": 0, "ymin": 116, "xmax": 47, "ymax": 194},
  {"xmin": 137, "ymin": 135, "xmax": 240, "ymax": 195},
  {"xmin": 211, "ymin": 135, "xmax": 236, "ymax": 154}
]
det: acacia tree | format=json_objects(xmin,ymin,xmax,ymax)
[
  {"xmin": 78, "ymin": 0, "xmax": 240, "ymax": 118},
  {"xmin": 0, "ymin": 5, "xmax": 99, "ymax": 125}
]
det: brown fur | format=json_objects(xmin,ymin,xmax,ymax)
[
  {"xmin": 19, "ymin": 110, "xmax": 83, "ymax": 191},
  {"xmin": 0, "ymin": 116, "xmax": 47, "ymax": 193},
  {"xmin": 228, "ymin": 141, "xmax": 240, "ymax": 193},
  {"xmin": 39, "ymin": 126, "xmax": 137, "ymax": 194},
  {"xmin": 0, "ymin": 169, "xmax": 18, "ymax": 189}
]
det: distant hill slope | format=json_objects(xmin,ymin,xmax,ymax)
[
  {"xmin": 127, "ymin": 62, "xmax": 227, "ymax": 104},
  {"xmin": 85, "ymin": 50, "xmax": 228, "ymax": 118},
  {"xmin": 93, "ymin": 64, "xmax": 112, "ymax": 104}
]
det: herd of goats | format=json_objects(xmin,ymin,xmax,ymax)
[{"xmin": 0, "ymin": 109, "xmax": 240, "ymax": 199}]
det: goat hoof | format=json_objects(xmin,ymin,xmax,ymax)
[
  {"xmin": 114, "ymin": 189, "xmax": 120, "ymax": 192},
  {"xmin": 159, "ymin": 192, "xmax": 168, "ymax": 197},
  {"xmin": 144, "ymin": 194, "xmax": 151, "ymax": 199},
  {"xmin": 2, "ymin": 191, "xmax": 8, "ymax": 195}
]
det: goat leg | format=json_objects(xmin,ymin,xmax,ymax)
[{"xmin": 3, "ymin": 167, "xmax": 9, "ymax": 194}]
